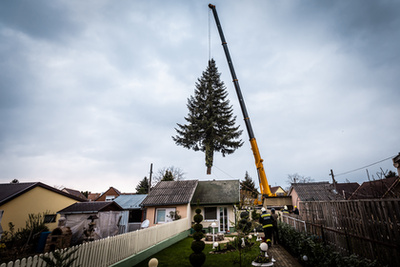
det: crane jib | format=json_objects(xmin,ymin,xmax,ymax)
[{"xmin": 208, "ymin": 4, "xmax": 273, "ymax": 197}]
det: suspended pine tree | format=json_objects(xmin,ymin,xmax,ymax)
[{"xmin": 173, "ymin": 59, "xmax": 243, "ymax": 174}]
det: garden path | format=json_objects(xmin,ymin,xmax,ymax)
[{"xmin": 268, "ymin": 244, "xmax": 302, "ymax": 267}]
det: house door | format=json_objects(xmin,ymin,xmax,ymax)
[{"xmin": 219, "ymin": 207, "xmax": 228, "ymax": 233}]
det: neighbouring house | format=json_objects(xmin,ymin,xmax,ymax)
[
  {"xmin": 335, "ymin": 182, "xmax": 360, "ymax": 200},
  {"xmin": 288, "ymin": 182, "xmax": 343, "ymax": 212},
  {"xmin": 190, "ymin": 179, "xmax": 240, "ymax": 233},
  {"xmin": 62, "ymin": 187, "xmax": 87, "ymax": 200},
  {"xmin": 349, "ymin": 176, "xmax": 400, "ymax": 199},
  {"xmin": 0, "ymin": 182, "xmax": 86, "ymax": 233},
  {"xmin": 95, "ymin": 187, "xmax": 122, "ymax": 202},
  {"xmin": 270, "ymin": 186, "xmax": 287, "ymax": 196},
  {"xmin": 114, "ymin": 194, "xmax": 147, "ymax": 233},
  {"xmin": 87, "ymin": 192, "xmax": 101, "ymax": 202},
  {"xmin": 57, "ymin": 201, "xmax": 123, "ymax": 244},
  {"xmin": 141, "ymin": 180, "xmax": 198, "ymax": 228}
]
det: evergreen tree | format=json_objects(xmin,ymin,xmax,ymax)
[
  {"xmin": 173, "ymin": 59, "xmax": 243, "ymax": 174},
  {"xmin": 240, "ymin": 171, "xmax": 258, "ymax": 198},
  {"xmin": 135, "ymin": 176, "xmax": 149, "ymax": 194},
  {"xmin": 161, "ymin": 170, "xmax": 174, "ymax": 181}
]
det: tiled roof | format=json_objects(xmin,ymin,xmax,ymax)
[
  {"xmin": 114, "ymin": 194, "xmax": 147, "ymax": 209},
  {"xmin": 88, "ymin": 193, "xmax": 101, "ymax": 201},
  {"xmin": 191, "ymin": 180, "xmax": 240, "ymax": 205},
  {"xmin": 335, "ymin": 182, "xmax": 360, "ymax": 199},
  {"xmin": 141, "ymin": 180, "xmax": 198, "ymax": 207},
  {"xmin": 289, "ymin": 182, "xmax": 343, "ymax": 201},
  {"xmin": 349, "ymin": 177, "xmax": 399, "ymax": 199},
  {"xmin": 62, "ymin": 188, "xmax": 87, "ymax": 200},
  {"xmin": 58, "ymin": 201, "xmax": 123, "ymax": 214},
  {"xmin": 0, "ymin": 182, "xmax": 86, "ymax": 205}
]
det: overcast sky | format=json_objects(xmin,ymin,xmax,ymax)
[{"xmin": 1, "ymin": 0, "xmax": 399, "ymax": 193}]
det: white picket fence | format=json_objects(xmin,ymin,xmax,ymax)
[{"xmin": 2, "ymin": 218, "xmax": 190, "ymax": 267}]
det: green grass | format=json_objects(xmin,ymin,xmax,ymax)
[{"xmin": 135, "ymin": 237, "xmax": 261, "ymax": 267}]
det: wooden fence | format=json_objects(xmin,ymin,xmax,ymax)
[
  {"xmin": 1, "ymin": 218, "xmax": 190, "ymax": 267},
  {"xmin": 284, "ymin": 199, "xmax": 400, "ymax": 267}
]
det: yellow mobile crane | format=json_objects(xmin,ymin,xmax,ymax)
[{"xmin": 209, "ymin": 4, "xmax": 275, "ymax": 204}]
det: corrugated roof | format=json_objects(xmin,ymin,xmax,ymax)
[
  {"xmin": 58, "ymin": 201, "xmax": 123, "ymax": 214},
  {"xmin": 290, "ymin": 182, "xmax": 342, "ymax": 201},
  {"xmin": 141, "ymin": 180, "xmax": 198, "ymax": 207},
  {"xmin": 191, "ymin": 180, "xmax": 240, "ymax": 205},
  {"xmin": 0, "ymin": 182, "xmax": 86, "ymax": 205},
  {"xmin": 114, "ymin": 194, "xmax": 147, "ymax": 209}
]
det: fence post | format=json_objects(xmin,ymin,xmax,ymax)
[
  {"xmin": 320, "ymin": 224, "xmax": 325, "ymax": 243},
  {"xmin": 344, "ymin": 229, "xmax": 352, "ymax": 255}
]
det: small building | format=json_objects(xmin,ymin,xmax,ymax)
[
  {"xmin": 288, "ymin": 182, "xmax": 343, "ymax": 212},
  {"xmin": 58, "ymin": 201, "xmax": 123, "ymax": 244},
  {"xmin": 141, "ymin": 180, "xmax": 198, "ymax": 228},
  {"xmin": 335, "ymin": 182, "xmax": 360, "ymax": 200},
  {"xmin": 0, "ymin": 182, "xmax": 85, "ymax": 232},
  {"xmin": 190, "ymin": 179, "xmax": 240, "ymax": 233},
  {"xmin": 270, "ymin": 186, "xmax": 287, "ymax": 196},
  {"xmin": 349, "ymin": 176, "xmax": 400, "ymax": 199},
  {"xmin": 114, "ymin": 194, "xmax": 147, "ymax": 232}
]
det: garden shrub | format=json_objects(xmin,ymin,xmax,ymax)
[{"xmin": 278, "ymin": 222, "xmax": 378, "ymax": 267}]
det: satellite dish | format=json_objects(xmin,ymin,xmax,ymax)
[{"xmin": 141, "ymin": 219, "xmax": 150, "ymax": 229}]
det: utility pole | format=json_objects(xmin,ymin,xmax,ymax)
[
  {"xmin": 330, "ymin": 169, "xmax": 337, "ymax": 192},
  {"xmin": 148, "ymin": 163, "xmax": 153, "ymax": 193}
]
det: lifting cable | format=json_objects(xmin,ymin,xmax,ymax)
[{"xmin": 208, "ymin": 7, "xmax": 212, "ymax": 60}]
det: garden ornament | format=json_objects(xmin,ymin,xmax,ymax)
[{"xmin": 148, "ymin": 258, "xmax": 158, "ymax": 267}]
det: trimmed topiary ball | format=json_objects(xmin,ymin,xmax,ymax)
[
  {"xmin": 189, "ymin": 252, "xmax": 206, "ymax": 267},
  {"xmin": 191, "ymin": 240, "xmax": 206, "ymax": 253},
  {"xmin": 194, "ymin": 214, "xmax": 203, "ymax": 223},
  {"xmin": 193, "ymin": 223, "xmax": 203, "ymax": 232},
  {"xmin": 193, "ymin": 231, "xmax": 204, "ymax": 241}
]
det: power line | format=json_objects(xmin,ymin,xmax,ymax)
[{"xmin": 335, "ymin": 155, "xmax": 396, "ymax": 177}]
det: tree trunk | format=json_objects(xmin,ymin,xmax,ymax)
[{"xmin": 205, "ymin": 143, "xmax": 213, "ymax": 175}]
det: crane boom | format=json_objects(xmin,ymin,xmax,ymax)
[{"xmin": 208, "ymin": 4, "xmax": 273, "ymax": 198}]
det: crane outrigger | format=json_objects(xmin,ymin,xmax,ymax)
[{"xmin": 208, "ymin": 4, "xmax": 275, "ymax": 204}]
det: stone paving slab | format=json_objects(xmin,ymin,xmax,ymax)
[{"xmin": 267, "ymin": 244, "xmax": 302, "ymax": 267}]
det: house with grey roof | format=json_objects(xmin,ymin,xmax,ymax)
[
  {"xmin": 114, "ymin": 194, "xmax": 147, "ymax": 232},
  {"xmin": 141, "ymin": 180, "xmax": 198, "ymax": 228},
  {"xmin": 190, "ymin": 179, "xmax": 240, "ymax": 233},
  {"xmin": 288, "ymin": 182, "xmax": 343, "ymax": 213},
  {"xmin": 58, "ymin": 201, "xmax": 124, "ymax": 244}
]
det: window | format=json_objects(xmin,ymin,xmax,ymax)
[
  {"xmin": 105, "ymin": 195, "xmax": 115, "ymax": 201},
  {"xmin": 156, "ymin": 209, "xmax": 166, "ymax": 223},
  {"xmin": 204, "ymin": 207, "xmax": 217, "ymax": 220},
  {"xmin": 44, "ymin": 214, "xmax": 57, "ymax": 223},
  {"xmin": 155, "ymin": 208, "xmax": 176, "ymax": 224}
]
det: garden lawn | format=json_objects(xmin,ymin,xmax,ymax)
[{"xmin": 135, "ymin": 237, "xmax": 261, "ymax": 267}]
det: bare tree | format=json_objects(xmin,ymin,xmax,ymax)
[
  {"xmin": 286, "ymin": 173, "xmax": 313, "ymax": 185},
  {"xmin": 152, "ymin": 166, "xmax": 185, "ymax": 186}
]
